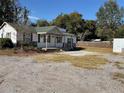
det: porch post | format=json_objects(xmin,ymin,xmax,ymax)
[
  {"xmin": 71, "ymin": 36, "xmax": 72, "ymax": 49},
  {"xmin": 45, "ymin": 34, "xmax": 48, "ymax": 51}
]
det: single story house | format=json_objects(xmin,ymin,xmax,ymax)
[
  {"xmin": 113, "ymin": 38, "xmax": 124, "ymax": 53},
  {"xmin": 0, "ymin": 22, "xmax": 76, "ymax": 50}
]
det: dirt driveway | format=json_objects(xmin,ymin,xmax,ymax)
[{"xmin": 0, "ymin": 51, "xmax": 124, "ymax": 93}]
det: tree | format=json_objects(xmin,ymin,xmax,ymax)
[
  {"xmin": 30, "ymin": 23, "xmax": 37, "ymax": 27},
  {"xmin": 0, "ymin": 0, "xmax": 29, "ymax": 25},
  {"xmin": 36, "ymin": 20, "xmax": 49, "ymax": 27},
  {"xmin": 21, "ymin": 7, "xmax": 29, "ymax": 25},
  {"xmin": 96, "ymin": 0, "xmax": 124, "ymax": 40},
  {"xmin": 116, "ymin": 25, "xmax": 124, "ymax": 38},
  {"xmin": 81, "ymin": 20, "xmax": 97, "ymax": 41},
  {"xmin": 67, "ymin": 12, "xmax": 84, "ymax": 35},
  {"xmin": 52, "ymin": 13, "xmax": 70, "ymax": 29},
  {"xmin": 52, "ymin": 12, "xmax": 85, "ymax": 37}
]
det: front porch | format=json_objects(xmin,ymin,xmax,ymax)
[{"xmin": 37, "ymin": 33, "xmax": 63, "ymax": 51}]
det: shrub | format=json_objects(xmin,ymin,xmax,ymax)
[{"xmin": 0, "ymin": 38, "xmax": 14, "ymax": 49}]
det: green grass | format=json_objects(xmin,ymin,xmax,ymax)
[{"xmin": 34, "ymin": 54, "xmax": 108, "ymax": 69}]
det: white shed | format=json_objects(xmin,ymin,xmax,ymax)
[
  {"xmin": 113, "ymin": 38, "xmax": 124, "ymax": 53},
  {"xmin": 0, "ymin": 22, "xmax": 17, "ymax": 44}
]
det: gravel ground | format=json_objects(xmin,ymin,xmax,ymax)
[{"xmin": 0, "ymin": 52, "xmax": 124, "ymax": 93}]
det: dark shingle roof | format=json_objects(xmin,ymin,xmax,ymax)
[
  {"xmin": 35, "ymin": 26, "xmax": 57, "ymax": 32},
  {"xmin": 9, "ymin": 23, "xmax": 35, "ymax": 33},
  {"xmin": 0, "ymin": 22, "xmax": 66, "ymax": 34}
]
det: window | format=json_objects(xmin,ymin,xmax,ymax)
[
  {"xmin": 23, "ymin": 33, "xmax": 25, "ymax": 42},
  {"xmin": 43, "ymin": 35, "xmax": 50, "ymax": 43},
  {"xmin": 31, "ymin": 33, "xmax": 33, "ymax": 41},
  {"xmin": 57, "ymin": 37, "xmax": 62, "ymax": 43},
  {"xmin": 43, "ymin": 35, "xmax": 46, "ymax": 43},
  {"xmin": 6, "ymin": 32, "xmax": 11, "ymax": 38},
  {"xmin": 38, "ymin": 34, "xmax": 40, "ymax": 43},
  {"xmin": 48, "ymin": 35, "xmax": 50, "ymax": 43}
]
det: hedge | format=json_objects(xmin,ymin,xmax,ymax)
[{"xmin": 0, "ymin": 38, "xmax": 14, "ymax": 49}]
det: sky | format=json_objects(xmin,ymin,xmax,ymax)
[{"xmin": 20, "ymin": 0, "xmax": 124, "ymax": 22}]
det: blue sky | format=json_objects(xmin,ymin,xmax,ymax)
[{"xmin": 20, "ymin": 0, "xmax": 124, "ymax": 22}]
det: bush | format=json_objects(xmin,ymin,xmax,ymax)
[{"xmin": 0, "ymin": 38, "xmax": 14, "ymax": 49}]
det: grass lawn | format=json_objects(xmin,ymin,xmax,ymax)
[
  {"xmin": 77, "ymin": 46, "xmax": 113, "ymax": 53},
  {"xmin": 34, "ymin": 54, "xmax": 108, "ymax": 69}
]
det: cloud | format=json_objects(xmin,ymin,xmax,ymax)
[{"xmin": 28, "ymin": 16, "xmax": 40, "ymax": 20}]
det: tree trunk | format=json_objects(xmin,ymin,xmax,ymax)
[{"xmin": 80, "ymin": 31, "xmax": 87, "ymax": 41}]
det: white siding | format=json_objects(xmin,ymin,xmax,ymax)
[
  {"xmin": 0, "ymin": 23, "xmax": 17, "ymax": 44},
  {"xmin": 113, "ymin": 38, "xmax": 124, "ymax": 53}
]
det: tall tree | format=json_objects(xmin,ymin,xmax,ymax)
[
  {"xmin": 0, "ymin": 0, "xmax": 29, "ymax": 25},
  {"xmin": 96, "ymin": 0, "xmax": 124, "ymax": 40},
  {"xmin": 67, "ymin": 12, "xmax": 84, "ymax": 35},
  {"xmin": 116, "ymin": 25, "xmax": 124, "ymax": 38},
  {"xmin": 52, "ymin": 13, "xmax": 70, "ymax": 29},
  {"xmin": 52, "ymin": 12, "xmax": 85, "ymax": 37},
  {"xmin": 36, "ymin": 20, "xmax": 49, "ymax": 27},
  {"xmin": 20, "ymin": 7, "xmax": 29, "ymax": 25},
  {"xmin": 81, "ymin": 20, "xmax": 97, "ymax": 41}
]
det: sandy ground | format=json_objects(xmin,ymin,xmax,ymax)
[{"xmin": 0, "ymin": 51, "xmax": 124, "ymax": 93}]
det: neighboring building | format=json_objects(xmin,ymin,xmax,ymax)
[
  {"xmin": 0, "ymin": 22, "xmax": 35, "ymax": 44},
  {"xmin": 0, "ymin": 22, "xmax": 76, "ymax": 50},
  {"xmin": 113, "ymin": 38, "xmax": 124, "ymax": 53}
]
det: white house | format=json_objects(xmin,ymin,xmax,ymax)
[
  {"xmin": 0, "ymin": 22, "xmax": 76, "ymax": 50},
  {"xmin": 0, "ymin": 22, "xmax": 36, "ymax": 44},
  {"xmin": 0, "ymin": 22, "xmax": 17, "ymax": 44},
  {"xmin": 113, "ymin": 38, "xmax": 124, "ymax": 53}
]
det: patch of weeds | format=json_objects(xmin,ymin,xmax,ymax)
[
  {"xmin": 113, "ymin": 72, "xmax": 124, "ymax": 84},
  {"xmin": 34, "ymin": 54, "xmax": 108, "ymax": 69},
  {"xmin": 77, "ymin": 46, "xmax": 112, "ymax": 53},
  {"xmin": 115, "ymin": 62, "xmax": 124, "ymax": 69}
]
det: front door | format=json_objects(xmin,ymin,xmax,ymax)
[{"xmin": 67, "ymin": 38, "xmax": 73, "ymax": 49}]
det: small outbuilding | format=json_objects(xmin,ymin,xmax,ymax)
[{"xmin": 113, "ymin": 38, "xmax": 124, "ymax": 53}]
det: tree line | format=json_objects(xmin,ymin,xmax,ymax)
[
  {"xmin": 34, "ymin": 0, "xmax": 124, "ymax": 41},
  {"xmin": 0, "ymin": 0, "xmax": 124, "ymax": 41}
]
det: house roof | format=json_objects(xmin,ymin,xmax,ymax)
[
  {"xmin": 9, "ymin": 23, "xmax": 35, "ymax": 33},
  {"xmin": 0, "ymin": 22, "xmax": 35, "ymax": 33},
  {"xmin": 35, "ymin": 26, "xmax": 66, "ymax": 33},
  {"xmin": 35, "ymin": 26, "xmax": 56, "ymax": 32},
  {"xmin": 0, "ymin": 22, "xmax": 73, "ymax": 36}
]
